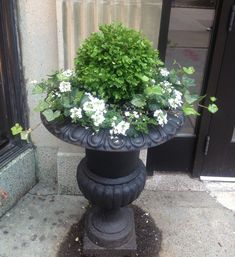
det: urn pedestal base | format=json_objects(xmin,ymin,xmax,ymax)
[
  {"xmin": 41, "ymin": 108, "xmax": 184, "ymax": 256},
  {"xmin": 83, "ymin": 207, "xmax": 136, "ymax": 257},
  {"xmin": 77, "ymin": 150, "xmax": 146, "ymax": 256}
]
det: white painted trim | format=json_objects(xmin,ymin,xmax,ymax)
[
  {"xmin": 56, "ymin": 0, "xmax": 65, "ymax": 69},
  {"xmin": 200, "ymin": 176, "xmax": 235, "ymax": 182}
]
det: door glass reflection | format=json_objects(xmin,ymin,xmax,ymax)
[{"xmin": 165, "ymin": 0, "xmax": 216, "ymax": 135}]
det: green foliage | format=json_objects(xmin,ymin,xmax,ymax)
[
  {"xmin": 11, "ymin": 123, "xmax": 23, "ymax": 135},
  {"xmin": 19, "ymin": 23, "xmax": 219, "ymax": 137},
  {"xmin": 74, "ymin": 23, "xmax": 161, "ymax": 104},
  {"xmin": 11, "ymin": 123, "xmax": 31, "ymax": 142},
  {"xmin": 182, "ymin": 103, "xmax": 200, "ymax": 116},
  {"xmin": 210, "ymin": 96, "xmax": 217, "ymax": 102},
  {"xmin": 183, "ymin": 66, "xmax": 195, "ymax": 75},
  {"xmin": 144, "ymin": 85, "xmax": 163, "ymax": 96},
  {"xmin": 131, "ymin": 95, "xmax": 146, "ymax": 108},
  {"xmin": 42, "ymin": 109, "xmax": 61, "ymax": 122},
  {"xmin": 208, "ymin": 103, "xmax": 218, "ymax": 113}
]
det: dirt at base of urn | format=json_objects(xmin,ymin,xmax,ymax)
[{"xmin": 56, "ymin": 205, "xmax": 162, "ymax": 257}]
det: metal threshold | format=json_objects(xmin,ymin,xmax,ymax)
[{"xmin": 200, "ymin": 176, "xmax": 235, "ymax": 182}]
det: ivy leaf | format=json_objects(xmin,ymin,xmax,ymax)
[
  {"xmin": 42, "ymin": 109, "xmax": 54, "ymax": 121},
  {"xmin": 62, "ymin": 97, "xmax": 72, "ymax": 108},
  {"xmin": 53, "ymin": 110, "xmax": 61, "ymax": 119},
  {"xmin": 20, "ymin": 131, "xmax": 30, "ymax": 142},
  {"xmin": 11, "ymin": 123, "xmax": 23, "ymax": 135},
  {"xmin": 184, "ymin": 91, "xmax": 199, "ymax": 104},
  {"xmin": 210, "ymin": 96, "xmax": 217, "ymax": 102},
  {"xmin": 131, "ymin": 95, "xmax": 146, "ymax": 108},
  {"xmin": 182, "ymin": 76, "xmax": 195, "ymax": 87},
  {"xmin": 80, "ymin": 95, "xmax": 89, "ymax": 106},
  {"xmin": 144, "ymin": 86, "xmax": 163, "ymax": 96},
  {"xmin": 34, "ymin": 100, "xmax": 50, "ymax": 112},
  {"xmin": 208, "ymin": 103, "xmax": 218, "ymax": 113},
  {"xmin": 197, "ymin": 94, "xmax": 207, "ymax": 102},
  {"xmin": 74, "ymin": 91, "xmax": 84, "ymax": 104},
  {"xmin": 42, "ymin": 109, "xmax": 61, "ymax": 122},
  {"xmin": 183, "ymin": 66, "xmax": 195, "ymax": 75},
  {"xmin": 182, "ymin": 104, "xmax": 200, "ymax": 116},
  {"xmin": 32, "ymin": 84, "xmax": 45, "ymax": 94},
  {"xmin": 148, "ymin": 103, "xmax": 161, "ymax": 111}
]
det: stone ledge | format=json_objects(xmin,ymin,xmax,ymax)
[
  {"xmin": 57, "ymin": 151, "xmax": 85, "ymax": 195},
  {"xmin": 0, "ymin": 148, "xmax": 37, "ymax": 218}
]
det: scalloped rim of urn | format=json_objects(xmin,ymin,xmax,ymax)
[{"xmin": 40, "ymin": 111, "xmax": 184, "ymax": 152}]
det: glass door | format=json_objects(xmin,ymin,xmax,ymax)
[
  {"xmin": 193, "ymin": 0, "xmax": 235, "ymax": 178},
  {"xmin": 147, "ymin": 0, "xmax": 218, "ymax": 174}
]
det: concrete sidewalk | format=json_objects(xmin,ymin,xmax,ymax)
[{"xmin": 0, "ymin": 182, "xmax": 235, "ymax": 257}]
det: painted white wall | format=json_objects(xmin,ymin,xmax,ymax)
[
  {"xmin": 17, "ymin": 0, "xmax": 79, "ymax": 152},
  {"xmin": 16, "ymin": 0, "xmax": 162, "ymax": 185}
]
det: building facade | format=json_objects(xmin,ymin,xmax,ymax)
[{"xmin": 0, "ymin": 0, "xmax": 235, "ymax": 216}]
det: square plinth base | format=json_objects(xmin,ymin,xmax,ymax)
[{"xmin": 83, "ymin": 231, "xmax": 137, "ymax": 257}]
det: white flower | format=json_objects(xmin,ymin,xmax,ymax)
[
  {"xmin": 168, "ymin": 90, "xmax": 183, "ymax": 109},
  {"xmin": 59, "ymin": 81, "xmax": 71, "ymax": 92},
  {"xmin": 70, "ymin": 107, "xmax": 82, "ymax": 119},
  {"xmin": 62, "ymin": 69, "xmax": 74, "ymax": 77},
  {"xmin": 91, "ymin": 112, "xmax": 105, "ymax": 127},
  {"xmin": 163, "ymin": 80, "xmax": 172, "ymax": 87},
  {"xmin": 164, "ymin": 86, "xmax": 173, "ymax": 94},
  {"xmin": 153, "ymin": 110, "xmax": 168, "ymax": 127},
  {"xmin": 133, "ymin": 111, "xmax": 140, "ymax": 119},
  {"xmin": 168, "ymin": 98, "xmax": 178, "ymax": 109},
  {"xmin": 30, "ymin": 80, "xmax": 38, "ymax": 85},
  {"xmin": 151, "ymin": 79, "xmax": 156, "ymax": 84},
  {"xmin": 82, "ymin": 94, "xmax": 107, "ymax": 127},
  {"xmin": 125, "ymin": 111, "xmax": 130, "ymax": 117},
  {"xmin": 110, "ymin": 120, "xmax": 130, "ymax": 136},
  {"xmin": 174, "ymin": 89, "xmax": 182, "ymax": 100},
  {"xmin": 83, "ymin": 94, "xmax": 105, "ymax": 113},
  {"xmin": 83, "ymin": 101, "xmax": 94, "ymax": 113},
  {"xmin": 176, "ymin": 80, "xmax": 181, "ymax": 85},
  {"xmin": 112, "ymin": 116, "xmax": 117, "ymax": 121},
  {"xmin": 92, "ymin": 99, "xmax": 106, "ymax": 112},
  {"xmin": 160, "ymin": 68, "xmax": 170, "ymax": 77},
  {"xmin": 55, "ymin": 92, "xmax": 61, "ymax": 97}
]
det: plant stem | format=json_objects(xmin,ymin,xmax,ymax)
[
  {"xmin": 198, "ymin": 104, "xmax": 208, "ymax": 109},
  {"xmin": 31, "ymin": 122, "xmax": 41, "ymax": 131}
]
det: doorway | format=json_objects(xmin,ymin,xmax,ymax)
[
  {"xmin": 193, "ymin": 0, "xmax": 235, "ymax": 178},
  {"xmin": 147, "ymin": 0, "xmax": 235, "ymax": 177}
]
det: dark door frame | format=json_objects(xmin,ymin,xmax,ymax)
[
  {"xmin": 0, "ymin": 0, "xmax": 30, "ymax": 167},
  {"xmin": 147, "ymin": 0, "xmax": 227, "ymax": 176},
  {"xmin": 193, "ymin": 0, "xmax": 235, "ymax": 177},
  {"xmin": 158, "ymin": 0, "xmax": 172, "ymax": 61}
]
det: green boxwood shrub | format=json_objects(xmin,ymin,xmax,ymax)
[{"xmin": 74, "ymin": 23, "xmax": 162, "ymax": 104}]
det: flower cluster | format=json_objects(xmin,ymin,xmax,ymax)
[
  {"xmin": 70, "ymin": 107, "xmax": 82, "ymax": 120},
  {"xmin": 59, "ymin": 81, "xmax": 71, "ymax": 92},
  {"xmin": 110, "ymin": 120, "xmax": 130, "ymax": 136},
  {"xmin": 15, "ymin": 24, "xmax": 218, "ymax": 142},
  {"xmin": 32, "ymin": 24, "xmax": 217, "ymax": 137},
  {"xmin": 70, "ymin": 93, "xmax": 106, "ymax": 128},
  {"xmin": 168, "ymin": 90, "xmax": 183, "ymax": 109},
  {"xmin": 153, "ymin": 110, "xmax": 168, "ymax": 126},
  {"xmin": 32, "ymin": 64, "xmax": 200, "ymax": 136}
]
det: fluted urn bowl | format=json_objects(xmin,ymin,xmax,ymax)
[{"xmin": 41, "ymin": 111, "xmax": 184, "ymax": 256}]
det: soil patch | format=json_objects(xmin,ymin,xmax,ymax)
[{"xmin": 57, "ymin": 205, "xmax": 162, "ymax": 257}]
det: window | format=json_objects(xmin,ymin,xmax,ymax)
[{"xmin": 0, "ymin": 0, "xmax": 28, "ymax": 166}]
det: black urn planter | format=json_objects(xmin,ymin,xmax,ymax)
[{"xmin": 41, "ymin": 112, "xmax": 184, "ymax": 256}]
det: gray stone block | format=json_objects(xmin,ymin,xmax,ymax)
[
  {"xmin": 57, "ymin": 151, "xmax": 85, "ymax": 195},
  {"xmin": 35, "ymin": 146, "xmax": 58, "ymax": 185},
  {"xmin": 0, "ymin": 148, "xmax": 36, "ymax": 217}
]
